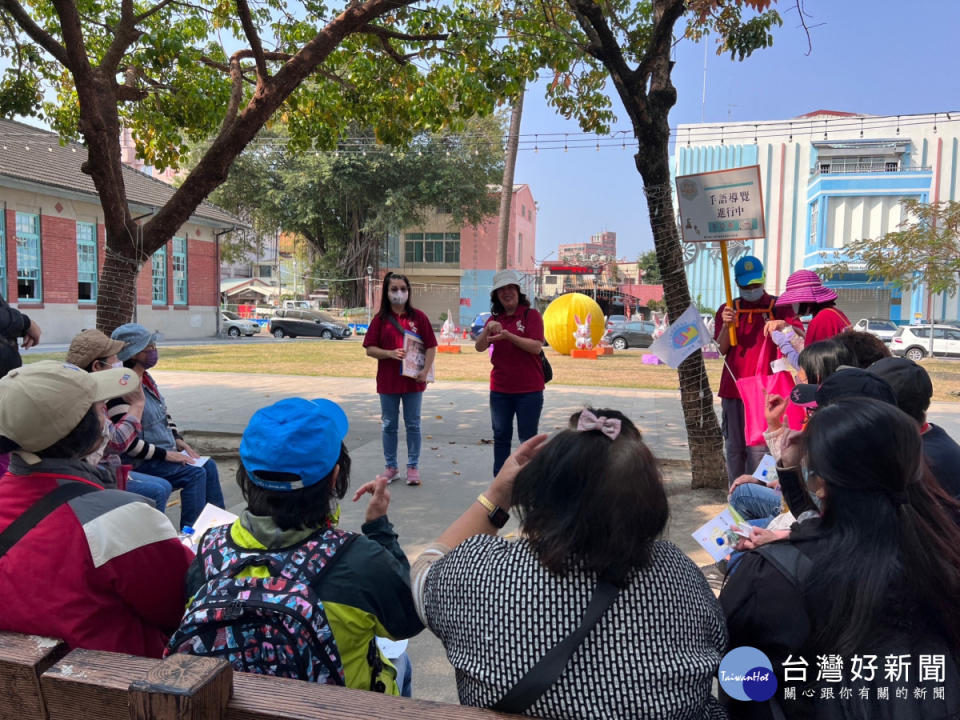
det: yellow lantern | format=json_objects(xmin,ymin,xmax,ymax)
[{"xmin": 542, "ymin": 293, "xmax": 605, "ymax": 355}]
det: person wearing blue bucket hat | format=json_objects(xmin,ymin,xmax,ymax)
[
  {"xmin": 172, "ymin": 397, "xmax": 422, "ymax": 696},
  {"xmin": 714, "ymin": 255, "xmax": 802, "ymax": 484},
  {"xmin": 107, "ymin": 322, "xmax": 225, "ymax": 529}
]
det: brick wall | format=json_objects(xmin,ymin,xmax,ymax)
[
  {"xmin": 5, "ymin": 209, "xmax": 15, "ymax": 301},
  {"xmin": 40, "ymin": 214, "xmax": 79, "ymax": 304},
  {"xmin": 188, "ymin": 235, "xmax": 218, "ymax": 307}
]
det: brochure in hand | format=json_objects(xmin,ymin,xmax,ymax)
[{"xmin": 401, "ymin": 330, "xmax": 435, "ymax": 382}]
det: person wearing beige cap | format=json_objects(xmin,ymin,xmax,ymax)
[
  {"xmin": 67, "ymin": 329, "xmax": 173, "ymax": 513},
  {"xmin": 0, "ymin": 361, "xmax": 192, "ymax": 658},
  {"xmin": 474, "ymin": 270, "xmax": 545, "ymax": 476}
]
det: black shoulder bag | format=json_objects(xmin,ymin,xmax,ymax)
[
  {"xmin": 0, "ymin": 482, "xmax": 99, "ymax": 560},
  {"xmin": 522, "ymin": 308, "xmax": 552, "ymax": 384},
  {"xmin": 491, "ymin": 579, "xmax": 619, "ymax": 714}
]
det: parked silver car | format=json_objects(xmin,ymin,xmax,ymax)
[{"xmin": 221, "ymin": 311, "xmax": 261, "ymax": 337}]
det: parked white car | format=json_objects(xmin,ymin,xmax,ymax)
[
  {"xmin": 853, "ymin": 318, "xmax": 898, "ymax": 344},
  {"xmin": 890, "ymin": 324, "xmax": 960, "ymax": 361}
]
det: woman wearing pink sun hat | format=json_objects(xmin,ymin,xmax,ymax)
[{"xmin": 773, "ymin": 269, "xmax": 851, "ymax": 345}]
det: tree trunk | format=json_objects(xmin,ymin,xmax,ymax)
[
  {"xmin": 639, "ymin": 159, "xmax": 727, "ymax": 488},
  {"xmin": 96, "ymin": 239, "xmax": 141, "ymax": 334},
  {"xmin": 496, "ymin": 86, "xmax": 524, "ymax": 270}
]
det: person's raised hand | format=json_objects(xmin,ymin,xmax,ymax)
[
  {"xmin": 165, "ymin": 450, "xmax": 192, "ymax": 465},
  {"xmin": 728, "ymin": 474, "xmax": 758, "ymax": 499},
  {"xmin": 721, "ymin": 307, "xmax": 735, "ymax": 326},
  {"xmin": 487, "ymin": 434, "xmax": 548, "ymax": 507},
  {"xmin": 764, "ymin": 391, "xmax": 788, "ymax": 431},
  {"xmin": 780, "ymin": 428, "xmax": 804, "ymax": 468},
  {"xmin": 123, "ymin": 384, "xmax": 145, "ymax": 410},
  {"xmin": 485, "ymin": 321, "xmax": 503, "ymax": 337},
  {"xmin": 352, "ymin": 476, "xmax": 391, "ymax": 523},
  {"xmin": 763, "ymin": 319, "xmax": 786, "ymax": 337},
  {"xmin": 21, "ymin": 321, "xmax": 41, "ymax": 349}
]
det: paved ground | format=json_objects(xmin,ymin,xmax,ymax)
[{"xmin": 151, "ymin": 370, "xmax": 960, "ymax": 704}]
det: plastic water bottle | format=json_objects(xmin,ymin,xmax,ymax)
[{"xmin": 178, "ymin": 525, "xmax": 195, "ymax": 549}]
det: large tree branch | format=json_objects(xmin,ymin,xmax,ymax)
[
  {"xmin": 235, "ymin": 0, "xmax": 268, "ymax": 79},
  {"xmin": 0, "ymin": 0, "xmax": 69, "ymax": 65},
  {"xmin": 99, "ymin": 0, "xmax": 140, "ymax": 71},
  {"xmin": 134, "ymin": 0, "xmax": 179, "ymax": 24},
  {"xmin": 637, "ymin": 0, "xmax": 684, "ymax": 87},
  {"xmin": 143, "ymin": 0, "xmax": 415, "ymax": 250},
  {"xmin": 360, "ymin": 23, "xmax": 448, "ymax": 42}
]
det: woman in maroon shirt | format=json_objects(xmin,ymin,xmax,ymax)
[
  {"xmin": 474, "ymin": 270, "xmax": 545, "ymax": 476},
  {"xmin": 363, "ymin": 272, "xmax": 437, "ymax": 486}
]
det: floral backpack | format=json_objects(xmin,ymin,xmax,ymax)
[{"xmin": 166, "ymin": 524, "xmax": 356, "ymax": 683}]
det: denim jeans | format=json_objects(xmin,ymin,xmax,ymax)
[
  {"xmin": 490, "ymin": 390, "xmax": 544, "ymax": 476},
  {"xmin": 731, "ymin": 482, "xmax": 783, "ymax": 522},
  {"xmin": 392, "ymin": 651, "xmax": 413, "ymax": 698},
  {"xmin": 379, "ymin": 392, "xmax": 422, "ymax": 470},
  {"xmin": 126, "ymin": 471, "xmax": 173, "ymax": 513},
  {"xmin": 134, "ymin": 457, "xmax": 225, "ymax": 529}
]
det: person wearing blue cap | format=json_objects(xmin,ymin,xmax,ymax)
[
  {"xmin": 108, "ymin": 322, "xmax": 224, "ymax": 529},
  {"xmin": 171, "ymin": 397, "xmax": 423, "ymax": 696},
  {"xmin": 714, "ymin": 255, "xmax": 801, "ymax": 483}
]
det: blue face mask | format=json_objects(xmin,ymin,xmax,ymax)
[
  {"xmin": 802, "ymin": 465, "xmax": 823, "ymax": 512},
  {"xmin": 740, "ymin": 286, "xmax": 764, "ymax": 302}
]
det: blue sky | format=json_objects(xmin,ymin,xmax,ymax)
[{"xmin": 517, "ymin": 0, "xmax": 960, "ymax": 263}]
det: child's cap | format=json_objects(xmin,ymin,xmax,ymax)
[{"xmin": 240, "ymin": 397, "xmax": 349, "ymax": 491}]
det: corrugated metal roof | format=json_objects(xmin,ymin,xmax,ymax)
[{"xmin": 0, "ymin": 118, "xmax": 240, "ymax": 227}]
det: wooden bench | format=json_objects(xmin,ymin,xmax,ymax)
[{"xmin": 0, "ymin": 632, "xmax": 522, "ymax": 720}]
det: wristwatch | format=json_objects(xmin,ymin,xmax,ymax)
[{"xmin": 476, "ymin": 493, "xmax": 510, "ymax": 529}]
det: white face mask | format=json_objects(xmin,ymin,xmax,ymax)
[
  {"xmin": 740, "ymin": 287, "xmax": 764, "ymax": 302},
  {"xmin": 389, "ymin": 291, "xmax": 408, "ymax": 306},
  {"xmin": 83, "ymin": 421, "xmax": 111, "ymax": 467}
]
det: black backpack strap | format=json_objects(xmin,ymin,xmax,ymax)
[
  {"xmin": 754, "ymin": 542, "xmax": 813, "ymax": 589},
  {"xmin": 492, "ymin": 579, "xmax": 620, "ymax": 714},
  {"xmin": 386, "ymin": 313, "xmax": 405, "ymax": 336},
  {"xmin": 0, "ymin": 481, "xmax": 99, "ymax": 560}
]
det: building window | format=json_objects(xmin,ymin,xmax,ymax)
[
  {"xmin": 517, "ymin": 232, "xmax": 523, "ymax": 265},
  {"xmin": 172, "ymin": 236, "xmax": 187, "ymax": 305},
  {"xmin": 809, "ymin": 202, "xmax": 819, "ymax": 247},
  {"xmin": 15, "ymin": 212, "xmax": 41, "ymax": 301},
  {"xmin": 545, "ymin": 275, "xmax": 557, "ymax": 285},
  {"xmin": 258, "ymin": 264, "xmax": 273, "ymax": 279},
  {"xmin": 152, "ymin": 247, "xmax": 166, "ymax": 304},
  {"xmin": 77, "ymin": 222, "xmax": 98, "ymax": 302},
  {"xmin": 404, "ymin": 232, "xmax": 459, "ymax": 263}
]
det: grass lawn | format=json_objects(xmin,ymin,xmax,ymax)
[{"xmin": 25, "ymin": 339, "xmax": 960, "ymax": 400}]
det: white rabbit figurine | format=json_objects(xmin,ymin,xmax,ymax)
[
  {"xmin": 573, "ymin": 313, "xmax": 593, "ymax": 350},
  {"xmin": 440, "ymin": 311, "xmax": 456, "ymax": 345}
]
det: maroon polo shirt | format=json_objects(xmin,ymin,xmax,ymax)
[
  {"xmin": 364, "ymin": 309, "xmax": 437, "ymax": 395},
  {"xmin": 486, "ymin": 306, "xmax": 545, "ymax": 394}
]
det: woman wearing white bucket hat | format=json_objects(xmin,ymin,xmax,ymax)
[{"xmin": 475, "ymin": 270, "xmax": 545, "ymax": 476}]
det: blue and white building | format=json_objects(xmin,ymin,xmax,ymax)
[{"xmin": 674, "ymin": 110, "xmax": 960, "ymax": 323}]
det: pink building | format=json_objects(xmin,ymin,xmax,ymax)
[{"xmin": 387, "ymin": 184, "xmax": 537, "ymax": 327}]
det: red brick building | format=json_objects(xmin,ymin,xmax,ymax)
[{"xmin": 0, "ymin": 119, "xmax": 239, "ymax": 342}]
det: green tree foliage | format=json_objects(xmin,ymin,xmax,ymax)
[
  {"xmin": 638, "ymin": 249, "xmax": 661, "ymax": 283},
  {"xmin": 474, "ymin": 0, "xmax": 790, "ymax": 488},
  {"xmin": 0, "ymin": 0, "xmax": 526, "ymax": 330},
  {"xmin": 821, "ymin": 199, "xmax": 960, "ymax": 296},
  {"xmin": 211, "ymin": 115, "xmax": 504, "ymax": 305}
]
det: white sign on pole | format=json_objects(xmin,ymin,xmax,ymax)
[{"xmin": 675, "ymin": 165, "xmax": 766, "ymax": 244}]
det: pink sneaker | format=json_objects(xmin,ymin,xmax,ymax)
[
  {"xmin": 405, "ymin": 467, "xmax": 421, "ymax": 486},
  {"xmin": 377, "ymin": 467, "xmax": 400, "ymax": 483}
]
